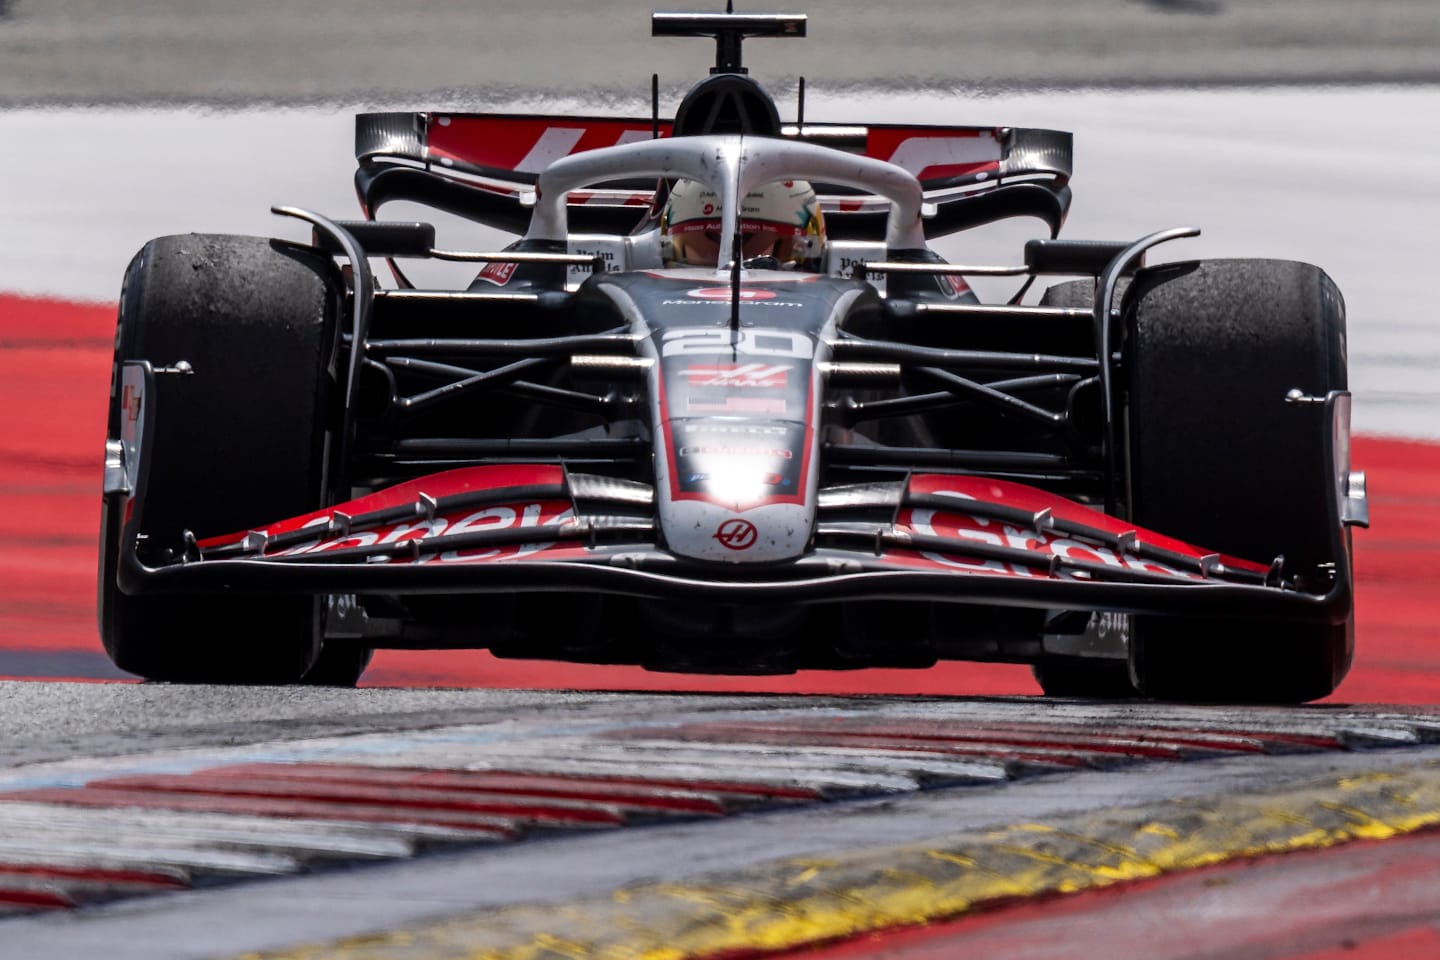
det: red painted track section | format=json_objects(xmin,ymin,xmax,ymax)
[{"xmin": 4, "ymin": 291, "xmax": 1436, "ymax": 701}]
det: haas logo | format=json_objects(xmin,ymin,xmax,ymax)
[
  {"xmin": 714, "ymin": 518, "xmax": 758, "ymax": 550},
  {"xmin": 682, "ymin": 363, "xmax": 789, "ymax": 388}
]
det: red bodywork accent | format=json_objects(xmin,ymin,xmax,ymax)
[
  {"xmin": 197, "ymin": 465, "xmax": 583, "ymax": 565},
  {"xmin": 863, "ymin": 126, "xmax": 1004, "ymax": 181},
  {"xmin": 475, "ymin": 261, "xmax": 518, "ymax": 286},
  {"xmin": 427, "ymin": 116, "xmax": 673, "ymax": 173},
  {"xmin": 201, "ymin": 465, "xmax": 565, "ymax": 546},
  {"xmin": 421, "ymin": 115, "xmax": 1005, "ymax": 189},
  {"xmin": 892, "ymin": 475, "xmax": 1270, "ymax": 579}
]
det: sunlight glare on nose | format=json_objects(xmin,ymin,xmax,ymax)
[{"xmin": 701, "ymin": 458, "xmax": 772, "ymax": 508}]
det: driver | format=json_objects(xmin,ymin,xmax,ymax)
[{"xmin": 662, "ymin": 178, "xmax": 825, "ymax": 269}]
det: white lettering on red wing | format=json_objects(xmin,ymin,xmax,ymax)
[
  {"xmin": 266, "ymin": 503, "xmax": 575, "ymax": 563},
  {"xmin": 904, "ymin": 490, "xmax": 1204, "ymax": 580}
]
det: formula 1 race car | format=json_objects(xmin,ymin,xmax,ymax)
[{"xmin": 99, "ymin": 9, "xmax": 1368, "ymax": 702}]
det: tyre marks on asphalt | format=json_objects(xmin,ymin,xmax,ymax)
[{"xmin": 0, "ymin": 701, "xmax": 1438, "ymax": 916}]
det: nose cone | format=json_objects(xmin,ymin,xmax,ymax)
[
  {"xmin": 661, "ymin": 498, "xmax": 814, "ymax": 563},
  {"xmin": 654, "ymin": 414, "xmax": 817, "ymax": 563}
]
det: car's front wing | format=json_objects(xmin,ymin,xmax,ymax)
[{"xmin": 108, "ymin": 364, "xmax": 1355, "ymax": 626}]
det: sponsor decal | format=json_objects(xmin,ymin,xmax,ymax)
[
  {"xmin": 673, "ymin": 420, "xmax": 805, "ymax": 501},
  {"xmin": 902, "ymin": 491, "xmax": 1202, "ymax": 580},
  {"xmin": 1092, "ymin": 611, "xmax": 1131, "ymax": 643},
  {"xmin": 688, "ymin": 287, "xmax": 776, "ymax": 301},
  {"xmin": 661, "ymin": 298, "xmax": 804, "ymax": 308},
  {"xmin": 122, "ymin": 383, "xmax": 142, "ymax": 423},
  {"xmin": 271, "ymin": 501, "xmax": 575, "ymax": 564},
  {"xmin": 476, "ymin": 261, "xmax": 518, "ymax": 286},
  {"xmin": 873, "ymin": 131, "xmax": 1003, "ymax": 181},
  {"xmin": 427, "ymin": 117, "xmax": 672, "ymax": 174},
  {"xmin": 686, "ymin": 473, "xmax": 786, "ymax": 486},
  {"xmin": 680, "ymin": 422, "xmax": 787, "ymax": 436},
  {"xmin": 686, "ymin": 396, "xmax": 787, "ymax": 415},
  {"xmin": 713, "ymin": 518, "xmax": 758, "ymax": 551},
  {"xmin": 680, "ymin": 445, "xmax": 792, "ymax": 459},
  {"xmin": 682, "ymin": 363, "xmax": 789, "ymax": 388},
  {"xmin": 569, "ymin": 247, "xmax": 618, "ymax": 271}
]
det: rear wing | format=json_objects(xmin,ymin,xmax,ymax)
[{"xmin": 355, "ymin": 112, "xmax": 1073, "ymax": 241}]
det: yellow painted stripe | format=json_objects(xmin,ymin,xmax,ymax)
[{"xmin": 234, "ymin": 762, "xmax": 1440, "ymax": 960}]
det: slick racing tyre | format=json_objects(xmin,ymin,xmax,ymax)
[
  {"xmin": 99, "ymin": 234, "xmax": 344, "ymax": 684},
  {"xmin": 1122, "ymin": 259, "xmax": 1353, "ymax": 704},
  {"xmin": 1037, "ymin": 276, "xmax": 1129, "ymax": 312},
  {"xmin": 1037, "ymin": 278, "xmax": 1097, "ymax": 310}
]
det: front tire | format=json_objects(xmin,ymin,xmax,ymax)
[
  {"xmin": 1121, "ymin": 259, "xmax": 1352, "ymax": 703},
  {"xmin": 99, "ymin": 234, "xmax": 342, "ymax": 684}
]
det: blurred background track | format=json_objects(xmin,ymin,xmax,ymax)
[{"xmin": 2, "ymin": 0, "xmax": 1439, "ymax": 104}]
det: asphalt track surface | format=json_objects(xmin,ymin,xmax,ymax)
[
  {"xmin": 5, "ymin": 2, "xmax": 1440, "ymax": 957},
  {"xmin": 8, "ymin": 695, "xmax": 1440, "ymax": 960}
]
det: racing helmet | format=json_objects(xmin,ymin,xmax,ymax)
[{"xmin": 662, "ymin": 178, "xmax": 825, "ymax": 268}]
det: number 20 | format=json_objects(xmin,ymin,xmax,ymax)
[{"xmin": 661, "ymin": 328, "xmax": 813, "ymax": 359}]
